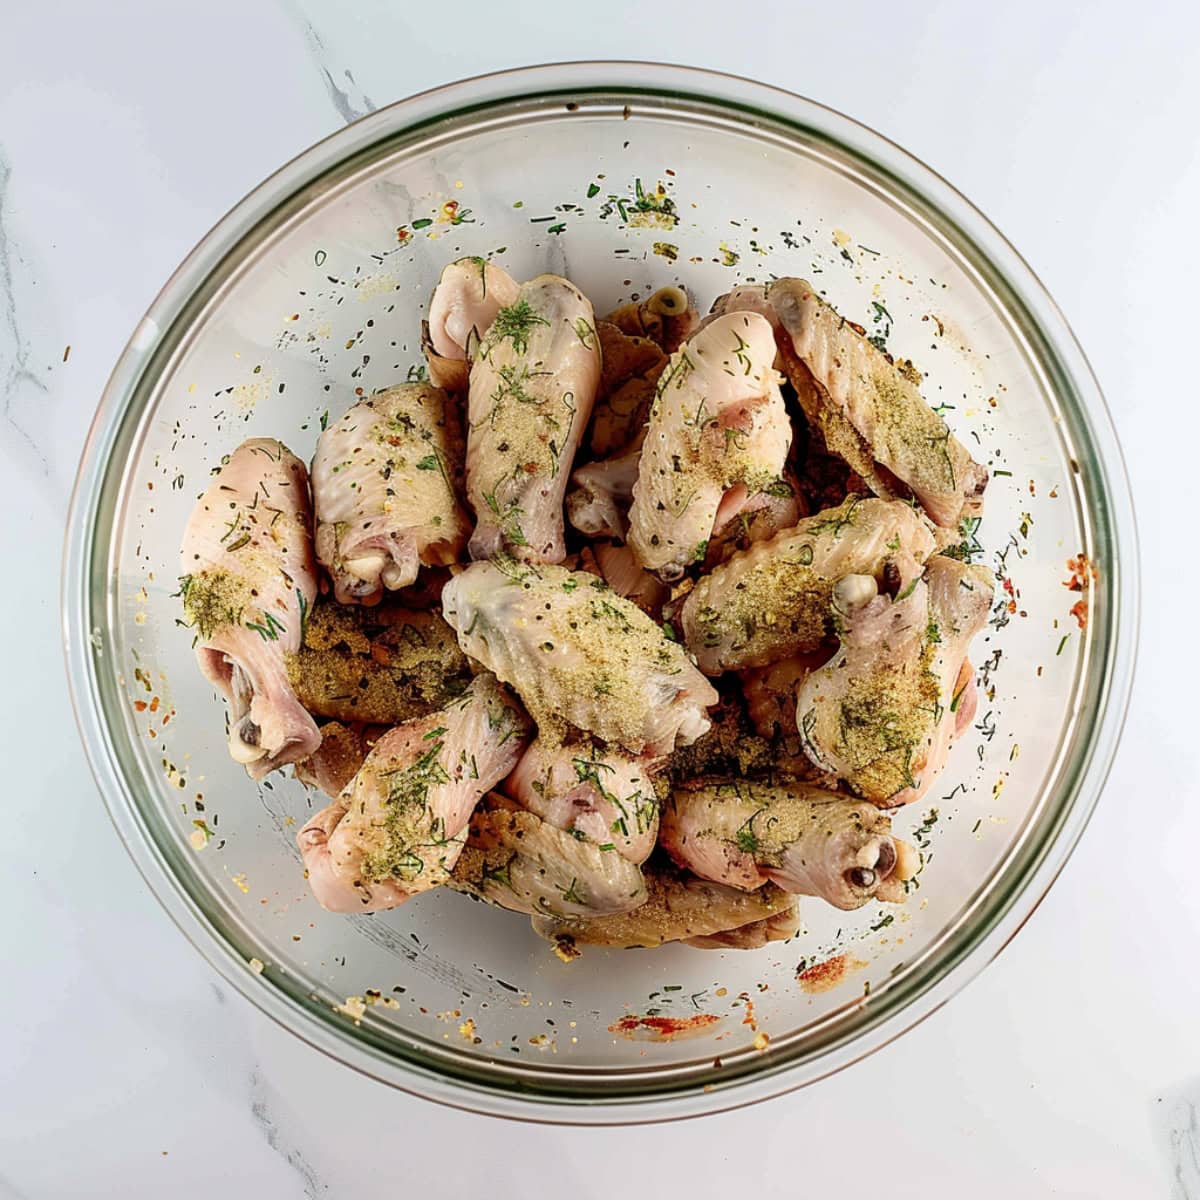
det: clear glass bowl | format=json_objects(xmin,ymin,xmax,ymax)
[{"xmin": 63, "ymin": 63, "xmax": 1137, "ymax": 1122}]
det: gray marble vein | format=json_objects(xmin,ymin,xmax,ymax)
[
  {"xmin": 1167, "ymin": 1096, "xmax": 1200, "ymax": 1200},
  {"xmin": 289, "ymin": 7, "xmax": 377, "ymax": 124},
  {"xmin": 0, "ymin": 1170, "xmax": 31, "ymax": 1200},
  {"xmin": 0, "ymin": 150, "xmax": 49, "ymax": 475},
  {"xmin": 249, "ymin": 1070, "xmax": 326, "ymax": 1197}
]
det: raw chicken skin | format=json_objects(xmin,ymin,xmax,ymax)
[
  {"xmin": 440, "ymin": 559, "xmax": 718, "ymax": 755},
  {"xmin": 531, "ymin": 861, "xmax": 796, "ymax": 949},
  {"xmin": 795, "ymin": 556, "xmax": 993, "ymax": 806},
  {"xmin": 311, "ymin": 383, "xmax": 470, "ymax": 604},
  {"xmin": 451, "ymin": 794, "xmax": 647, "ymax": 919},
  {"xmin": 296, "ymin": 672, "xmax": 529, "ymax": 912},
  {"xmin": 659, "ymin": 780, "xmax": 919, "ymax": 910},
  {"xmin": 466, "ymin": 275, "xmax": 601, "ymax": 562},
  {"xmin": 565, "ymin": 442, "xmax": 642, "ymax": 540},
  {"xmin": 179, "ymin": 438, "xmax": 320, "ymax": 778},
  {"xmin": 589, "ymin": 541, "xmax": 667, "ymax": 617},
  {"xmin": 681, "ymin": 495, "xmax": 936, "ymax": 674},
  {"xmin": 765, "ymin": 278, "xmax": 988, "ymax": 528},
  {"xmin": 422, "ymin": 257, "xmax": 520, "ymax": 392},
  {"xmin": 628, "ymin": 311, "xmax": 791, "ymax": 580},
  {"xmin": 704, "ymin": 468, "xmax": 804, "ymax": 569},
  {"xmin": 506, "ymin": 735, "xmax": 659, "ymax": 864}
]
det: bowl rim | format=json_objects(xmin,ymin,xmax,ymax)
[{"xmin": 62, "ymin": 60, "xmax": 1139, "ymax": 1124}]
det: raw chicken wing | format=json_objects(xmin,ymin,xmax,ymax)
[
  {"xmin": 422, "ymin": 257, "xmax": 520, "ymax": 392},
  {"xmin": 659, "ymin": 780, "xmax": 918, "ymax": 910},
  {"xmin": 179, "ymin": 438, "xmax": 320, "ymax": 778},
  {"xmin": 312, "ymin": 384, "xmax": 469, "ymax": 604},
  {"xmin": 285, "ymin": 598, "xmax": 472, "ymax": 725},
  {"xmin": 451, "ymin": 794, "xmax": 647, "ymax": 919},
  {"xmin": 761, "ymin": 279, "xmax": 987, "ymax": 528},
  {"xmin": 466, "ymin": 275, "xmax": 601, "ymax": 561},
  {"xmin": 565, "ymin": 442, "xmax": 641, "ymax": 540},
  {"xmin": 506, "ymin": 735, "xmax": 659, "ymax": 864},
  {"xmin": 296, "ymin": 673, "xmax": 529, "ymax": 912},
  {"xmin": 605, "ymin": 285, "xmax": 699, "ymax": 354},
  {"xmin": 628, "ymin": 312, "xmax": 791, "ymax": 580},
  {"xmin": 795, "ymin": 555, "xmax": 993, "ymax": 805},
  {"xmin": 682, "ymin": 495, "xmax": 936, "ymax": 673},
  {"xmin": 531, "ymin": 861, "xmax": 796, "ymax": 949},
  {"xmin": 588, "ymin": 321, "xmax": 666, "ymax": 456},
  {"xmin": 441, "ymin": 559, "xmax": 718, "ymax": 755}
]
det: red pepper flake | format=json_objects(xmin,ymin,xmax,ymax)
[
  {"xmin": 740, "ymin": 997, "xmax": 758, "ymax": 1032},
  {"xmin": 1063, "ymin": 553, "xmax": 1097, "ymax": 628},
  {"xmin": 133, "ymin": 700, "xmax": 147, "ymax": 712},
  {"xmin": 396, "ymin": 227, "xmax": 412, "ymax": 244},
  {"xmin": 608, "ymin": 1013, "xmax": 720, "ymax": 1042},
  {"xmin": 797, "ymin": 953, "xmax": 866, "ymax": 994},
  {"xmin": 1063, "ymin": 553, "xmax": 1098, "ymax": 592},
  {"xmin": 161, "ymin": 713, "xmax": 171, "ymax": 726},
  {"xmin": 149, "ymin": 696, "xmax": 160, "ymax": 713},
  {"xmin": 440, "ymin": 200, "xmax": 459, "ymax": 220}
]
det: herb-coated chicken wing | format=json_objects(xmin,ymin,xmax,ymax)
[
  {"xmin": 441, "ymin": 559, "xmax": 717, "ymax": 755},
  {"xmin": 795, "ymin": 555, "xmax": 993, "ymax": 805},
  {"xmin": 451, "ymin": 794, "xmax": 647, "ymax": 919},
  {"xmin": 506, "ymin": 735, "xmax": 659, "ymax": 864},
  {"xmin": 628, "ymin": 311, "xmax": 791, "ymax": 580},
  {"xmin": 659, "ymin": 779, "xmax": 918, "ymax": 910},
  {"xmin": 179, "ymin": 438, "xmax": 320, "ymax": 778},
  {"xmin": 422, "ymin": 257, "xmax": 520, "ymax": 392},
  {"xmin": 311, "ymin": 383, "xmax": 469, "ymax": 604},
  {"xmin": 466, "ymin": 275, "xmax": 601, "ymax": 562},
  {"xmin": 296, "ymin": 673, "xmax": 529, "ymax": 912},
  {"xmin": 681, "ymin": 495, "xmax": 936, "ymax": 674},
  {"xmin": 531, "ymin": 860, "xmax": 796, "ymax": 949}
]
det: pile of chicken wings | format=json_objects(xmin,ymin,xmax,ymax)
[{"xmin": 179, "ymin": 258, "xmax": 991, "ymax": 952}]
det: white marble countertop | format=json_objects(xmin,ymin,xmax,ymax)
[{"xmin": 3, "ymin": 1, "xmax": 1196, "ymax": 1195}]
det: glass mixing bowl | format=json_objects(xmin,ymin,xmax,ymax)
[{"xmin": 63, "ymin": 62, "xmax": 1137, "ymax": 1122}]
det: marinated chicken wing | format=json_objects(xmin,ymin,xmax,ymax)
[
  {"xmin": 681, "ymin": 495, "xmax": 936, "ymax": 674},
  {"xmin": 628, "ymin": 312, "xmax": 791, "ymax": 580},
  {"xmin": 451, "ymin": 795, "xmax": 647, "ymax": 919},
  {"xmin": 795, "ymin": 555, "xmax": 993, "ymax": 805},
  {"xmin": 422, "ymin": 257, "xmax": 520, "ymax": 393},
  {"xmin": 750, "ymin": 279, "xmax": 987, "ymax": 528},
  {"xmin": 312, "ymin": 384, "xmax": 469, "ymax": 604},
  {"xmin": 531, "ymin": 860, "xmax": 796, "ymax": 949},
  {"xmin": 180, "ymin": 438, "xmax": 320, "ymax": 778},
  {"xmin": 441, "ymin": 559, "xmax": 718, "ymax": 755},
  {"xmin": 506, "ymin": 735, "xmax": 659, "ymax": 864},
  {"xmin": 565, "ymin": 442, "xmax": 641, "ymax": 540},
  {"xmin": 659, "ymin": 780, "xmax": 918, "ymax": 910},
  {"xmin": 605, "ymin": 285, "xmax": 699, "ymax": 354},
  {"xmin": 466, "ymin": 275, "xmax": 601, "ymax": 561},
  {"xmin": 296, "ymin": 673, "xmax": 529, "ymax": 912},
  {"xmin": 285, "ymin": 598, "xmax": 472, "ymax": 725}
]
